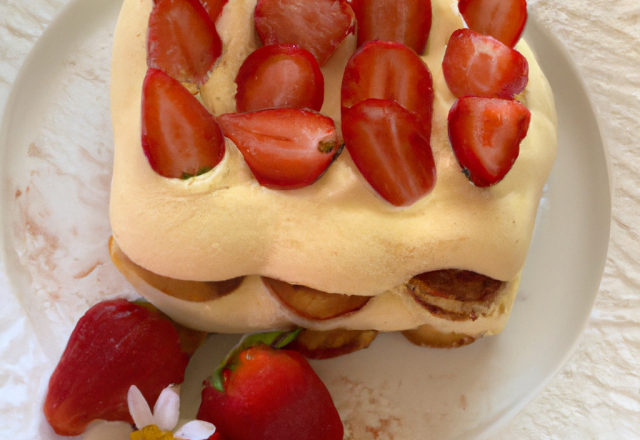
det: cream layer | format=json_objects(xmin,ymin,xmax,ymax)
[
  {"xmin": 110, "ymin": 236, "xmax": 520, "ymax": 333},
  {"xmin": 136, "ymin": 274, "xmax": 519, "ymax": 334},
  {"xmin": 109, "ymin": 0, "xmax": 557, "ymax": 297}
]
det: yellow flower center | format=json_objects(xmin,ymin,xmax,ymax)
[{"xmin": 130, "ymin": 425, "xmax": 175, "ymax": 440}]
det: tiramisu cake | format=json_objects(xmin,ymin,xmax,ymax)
[{"xmin": 108, "ymin": 0, "xmax": 557, "ymax": 348}]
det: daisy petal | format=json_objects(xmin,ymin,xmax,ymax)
[
  {"xmin": 173, "ymin": 421, "xmax": 216, "ymax": 440},
  {"xmin": 127, "ymin": 385, "xmax": 154, "ymax": 430},
  {"xmin": 153, "ymin": 387, "xmax": 180, "ymax": 431}
]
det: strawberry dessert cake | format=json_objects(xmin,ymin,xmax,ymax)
[{"xmin": 108, "ymin": 0, "xmax": 557, "ymax": 347}]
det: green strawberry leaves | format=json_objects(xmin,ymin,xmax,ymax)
[{"xmin": 211, "ymin": 329, "xmax": 302, "ymax": 392}]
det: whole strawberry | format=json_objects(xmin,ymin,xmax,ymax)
[
  {"xmin": 44, "ymin": 299, "xmax": 190, "ymax": 436},
  {"xmin": 196, "ymin": 332, "xmax": 343, "ymax": 440}
]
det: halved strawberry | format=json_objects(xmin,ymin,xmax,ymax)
[
  {"xmin": 350, "ymin": 0, "xmax": 432, "ymax": 55},
  {"xmin": 442, "ymin": 29, "xmax": 528, "ymax": 99},
  {"xmin": 458, "ymin": 0, "xmax": 528, "ymax": 48},
  {"xmin": 217, "ymin": 109, "xmax": 339, "ymax": 189},
  {"xmin": 200, "ymin": 0, "xmax": 228, "ymax": 23},
  {"xmin": 254, "ymin": 0, "xmax": 356, "ymax": 66},
  {"xmin": 448, "ymin": 96, "xmax": 531, "ymax": 187},
  {"xmin": 147, "ymin": 0, "xmax": 222, "ymax": 85},
  {"xmin": 235, "ymin": 44, "xmax": 324, "ymax": 112},
  {"xmin": 341, "ymin": 40, "xmax": 434, "ymax": 139},
  {"xmin": 142, "ymin": 68, "xmax": 225, "ymax": 179},
  {"xmin": 342, "ymin": 98, "xmax": 436, "ymax": 206},
  {"xmin": 44, "ymin": 300, "xmax": 189, "ymax": 436}
]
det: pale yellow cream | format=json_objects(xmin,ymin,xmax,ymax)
[
  {"xmin": 113, "ymin": 245, "xmax": 521, "ymax": 333},
  {"xmin": 110, "ymin": 0, "xmax": 557, "ymax": 307}
]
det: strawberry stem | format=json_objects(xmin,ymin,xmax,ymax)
[
  {"xmin": 211, "ymin": 329, "xmax": 301, "ymax": 392},
  {"xmin": 317, "ymin": 140, "xmax": 336, "ymax": 154},
  {"xmin": 181, "ymin": 166, "xmax": 213, "ymax": 179}
]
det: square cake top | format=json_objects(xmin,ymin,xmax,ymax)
[{"xmin": 109, "ymin": 0, "xmax": 557, "ymax": 296}]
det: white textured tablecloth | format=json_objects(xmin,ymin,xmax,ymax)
[{"xmin": 1, "ymin": 0, "xmax": 638, "ymax": 438}]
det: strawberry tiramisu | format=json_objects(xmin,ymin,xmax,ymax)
[{"xmin": 108, "ymin": 0, "xmax": 557, "ymax": 347}]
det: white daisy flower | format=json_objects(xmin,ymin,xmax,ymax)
[{"xmin": 127, "ymin": 385, "xmax": 215, "ymax": 440}]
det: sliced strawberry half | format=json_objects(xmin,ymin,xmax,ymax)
[
  {"xmin": 342, "ymin": 98, "xmax": 436, "ymax": 206},
  {"xmin": 448, "ymin": 96, "xmax": 531, "ymax": 187},
  {"xmin": 235, "ymin": 44, "xmax": 324, "ymax": 113},
  {"xmin": 142, "ymin": 68, "xmax": 225, "ymax": 179},
  {"xmin": 217, "ymin": 109, "xmax": 339, "ymax": 189},
  {"xmin": 147, "ymin": 0, "xmax": 222, "ymax": 85},
  {"xmin": 254, "ymin": 0, "xmax": 356, "ymax": 66},
  {"xmin": 350, "ymin": 0, "xmax": 432, "ymax": 55},
  {"xmin": 442, "ymin": 29, "xmax": 528, "ymax": 99},
  {"xmin": 459, "ymin": 0, "xmax": 528, "ymax": 48},
  {"xmin": 341, "ymin": 40, "xmax": 433, "ymax": 139},
  {"xmin": 200, "ymin": 0, "xmax": 228, "ymax": 23}
]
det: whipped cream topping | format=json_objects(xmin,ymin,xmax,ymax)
[{"xmin": 109, "ymin": 0, "xmax": 557, "ymax": 296}]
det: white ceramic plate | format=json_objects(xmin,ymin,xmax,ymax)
[{"xmin": 0, "ymin": 0, "xmax": 611, "ymax": 439}]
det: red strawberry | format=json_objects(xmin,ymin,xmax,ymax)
[
  {"xmin": 142, "ymin": 68, "xmax": 225, "ymax": 179},
  {"xmin": 197, "ymin": 332, "xmax": 343, "ymax": 440},
  {"xmin": 147, "ymin": 0, "xmax": 222, "ymax": 85},
  {"xmin": 200, "ymin": 0, "xmax": 228, "ymax": 23},
  {"xmin": 341, "ymin": 40, "xmax": 433, "ymax": 139},
  {"xmin": 235, "ymin": 44, "xmax": 324, "ymax": 113},
  {"xmin": 44, "ymin": 299, "xmax": 189, "ymax": 436},
  {"xmin": 217, "ymin": 109, "xmax": 339, "ymax": 189},
  {"xmin": 448, "ymin": 96, "xmax": 531, "ymax": 187},
  {"xmin": 254, "ymin": 0, "xmax": 356, "ymax": 66},
  {"xmin": 442, "ymin": 29, "xmax": 528, "ymax": 99},
  {"xmin": 458, "ymin": 0, "xmax": 528, "ymax": 48},
  {"xmin": 342, "ymin": 98, "xmax": 436, "ymax": 206},
  {"xmin": 350, "ymin": 0, "xmax": 432, "ymax": 55}
]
